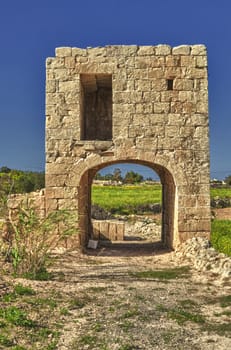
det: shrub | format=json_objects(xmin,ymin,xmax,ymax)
[{"xmin": 2, "ymin": 201, "xmax": 77, "ymax": 277}]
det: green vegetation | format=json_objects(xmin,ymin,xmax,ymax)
[
  {"xmin": 69, "ymin": 295, "xmax": 90, "ymax": 310},
  {"xmin": 92, "ymin": 183, "xmax": 162, "ymax": 214},
  {"xmin": 3, "ymin": 284, "xmax": 36, "ymax": 302},
  {"xmin": 0, "ymin": 283, "xmax": 61, "ymax": 349},
  {"xmin": 92, "ymin": 183, "xmax": 231, "ymax": 256},
  {"xmin": 1, "ymin": 201, "xmax": 77, "ymax": 278},
  {"xmin": 92, "ymin": 183, "xmax": 231, "ymax": 215},
  {"xmin": 0, "ymin": 166, "xmax": 44, "ymax": 195},
  {"xmin": 208, "ymin": 294, "xmax": 231, "ymax": 308},
  {"xmin": 204, "ymin": 322, "xmax": 231, "ymax": 336},
  {"xmin": 210, "ymin": 187, "xmax": 231, "ymax": 199},
  {"xmin": 0, "ymin": 306, "xmax": 36, "ymax": 328},
  {"xmin": 130, "ymin": 266, "xmax": 190, "ymax": 280},
  {"xmin": 157, "ymin": 304, "xmax": 205, "ymax": 325},
  {"xmin": 211, "ymin": 220, "xmax": 231, "ymax": 257},
  {"xmin": 0, "ymin": 167, "xmax": 45, "ymax": 216}
]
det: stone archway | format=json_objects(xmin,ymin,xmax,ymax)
[
  {"xmin": 78, "ymin": 159, "xmax": 177, "ymax": 249},
  {"xmin": 45, "ymin": 44, "xmax": 211, "ymax": 251}
]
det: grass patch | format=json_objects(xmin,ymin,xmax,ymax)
[
  {"xmin": 0, "ymin": 283, "xmax": 66, "ymax": 349},
  {"xmin": 26, "ymin": 297, "xmax": 57, "ymax": 309},
  {"xmin": 157, "ymin": 304, "xmax": 205, "ymax": 325},
  {"xmin": 2, "ymin": 284, "xmax": 36, "ymax": 302},
  {"xmin": 219, "ymin": 295, "xmax": 231, "ymax": 307},
  {"xmin": 92, "ymin": 183, "xmax": 161, "ymax": 214},
  {"xmin": 130, "ymin": 266, "xmax": 190, "ymax": 280},
  {"xmin": 79, "ymin": 334, "xmax": 97, "ymax": 345},
  {"xmin": 211, "ymin": 220, "xmax": 231, "ymax": 256},
  {"xmin": 69, "ymin": 295, "xmax": 90, "ymax": 309},
  {"xmin": 0, "ymin": 334, "xmax": 14, "ymax": 347},
  {"xmin": 0, "ymin": 306, "xmax": 37, "ymax": 328},
  {"xmin": 203, "ymin": 322, "xmax": 231, "ymax": 336},
  {"xmin": 118, "ymin": 345, "xmax": 137, "ymax": 350},
  {"xmin": 92, "ymin": 184, "xmax": 231, "ymax": 216},
  {"xmin": 210, "ymin": 187, "xmax": 231, "ymax": 199},
  {"xmin": 208, "ymin": 294, "xmax": 231, "ymax": 308},
  {"xmin": 119, "ymin": 320, "xmax": 134, "ymax": 331},
  {"xmin": 23, "ymin": 268, "xmax": 54, "ymax": 281},
  {"xmin": 14, "ymin": 284, "xmax": 36, "ymax": 296},
  {"xmin": 168, "ymin": 307, "xmax": 205, "ymax": 325},
  {"xmin": 92, "ymin": 322, "xmax": 104, "ymax": 332},
  {"xmin": 120, "ymin": 308, "xmax": 139, "ymax": 319},
  {"xmin": 178, "ymin": 299, "xmax": 198, "ymax": 309},
  {"xmin": 162, "ymin": 330, "xmax": 177, "ymax": 344}
]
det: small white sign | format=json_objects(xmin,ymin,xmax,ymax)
[{"xmin": 87, "ymin": 239, "xmax": 98, "ymax": 249}]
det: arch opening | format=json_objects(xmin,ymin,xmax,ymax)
[{"xmin": 78, "ymin": 160, "xmax": 177, "ymax": 254}]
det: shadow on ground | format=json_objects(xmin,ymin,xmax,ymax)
[{"xmin": 85, "ymin": 240, "xmax": 172, "ymax": 257}]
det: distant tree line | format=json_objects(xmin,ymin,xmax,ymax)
[
  {"xmin": 0, "ymin": 166, "xmax": 45, "ymax": 195},
  {"xmin": 94, "ymin": 168, "xmax": 146, "ymax": 184}
]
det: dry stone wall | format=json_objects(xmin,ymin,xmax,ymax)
[
  {"xmin": 8, "ymin": 190, "xmax": 46, "ymax": 218},
  {"xmin": 45, "ymin": 44, "xmax": 210, "ymax": 249}
]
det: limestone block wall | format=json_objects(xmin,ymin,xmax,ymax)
[
  {"xmin": 45, "ymin": 44, "xmax": 210, "ymax": 249},
  {"xmin": 92, "ymin": 220, "xmax": 125, "ymax": 241},
  {"xmin": 8, "ymin": 190, "xmax": 46, "ymax": 218}
]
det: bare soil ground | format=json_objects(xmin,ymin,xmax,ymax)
[
  {"xmin": 0, "ymin": 215, "xmax": 230, "ymax": 350},
  {"xmin": 214, "ymin": 207, "xmax": 231, "ymax": 220},
  {"xmin": 1, "ymin": 243, "xmax": 230, "ymax": 350}
]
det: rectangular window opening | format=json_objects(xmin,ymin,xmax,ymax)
[
  {"xmin": 167, "ymin": 79, "xmax": 174, "ymax": 91},
  {"xmin": 80, "ymin": 74, "xmax": 112, "ymax": 141}
]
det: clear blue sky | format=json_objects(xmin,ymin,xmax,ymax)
[{"xmin": 0, "ymin": 0, "xmax": 230, "ymax": 179}]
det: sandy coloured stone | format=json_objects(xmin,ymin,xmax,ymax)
[
  {"xmin": 155, "ymin": 44, "xmax": 171, "ymax": 55},
  {"xmin": 172, "ymin": 45, "xmax": 191, "ymax": 55},
  {"xmin": 43, "ymin": 44, "xmax": 210, "ymax": 250},
  {"xmin": 137, "ymin": 46, "xmax": 155, "ymax": 56},
  {"xmin": 55, "ymin": 47, "xmax": 72, "ymax": 57},
  {"xmin": 191, "ymin": 44, "xmax": 207, "ymax": 55}
]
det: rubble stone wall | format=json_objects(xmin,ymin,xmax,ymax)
[
  {"xmin": 7, "ymin": 190, "xmax": 46, "ymax": 218},
  {"xmin": 45, "ymin": 44, "xmax": 210, "ymax": 249}
]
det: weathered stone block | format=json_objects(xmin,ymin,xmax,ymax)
[
  {"xmin": 191, "ymin": 45, "xmax": 207, "ymax": 56},
  {"xmin": 155, "ymin": 45, "xmax": 171, "ymax": 55},
  {"xmin": 172, "ymin": 45, "xmax": 191, "ymax": 55},
  {"xmin": 56, "ymin": 47, "xmax": 72, "ymax": 57},
  {"xmin": 137, "ymin": 46, "xmax": 155, "ymax": 56}
]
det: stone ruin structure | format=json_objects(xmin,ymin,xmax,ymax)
[{"xmin": 45, "ymin": 44, "xmax": 210, "ymax": 249}]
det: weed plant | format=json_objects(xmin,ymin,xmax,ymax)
[{"xmin": 1, "ymin": 200, "xmax": 77, "ymax": 278}]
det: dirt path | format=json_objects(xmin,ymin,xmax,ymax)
[
  {"xmin": 19, "ymin": 245, "xmax": 229, "ymax": 350},
  {"xmin": 214, "ymin": 207, "xmax": 231, "ymax": 220},
  {"xmin": 1, "ymin": 216, "xmax": 231, "ymax": 349}
]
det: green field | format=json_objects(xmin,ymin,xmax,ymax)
[
  {"xmin": 92, "ymin": 184, "xmax": 162, "ymax": 214},
  {"xmin": 211, "ymin": 220, "xmax": 231, "ymax": 257},
  {"xmin": 210, "ymin": 187, "xmax": 231, "ymax": 199},
  {"xmin": 92, "ymin": 184, "xmax": 231, "ymax": 213},
  {"xmin": 92, "ymin": 184, "xmax": 231, "ymax": 256}
]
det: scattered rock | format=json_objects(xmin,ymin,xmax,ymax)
[
  {"xmin": 125, "ymin": 217, "xmax": 161, "ymax": 240},
  {"xmin": 174, "ymin": 237, "xmax": 231, "ymax": 281},
  {"xmin": 91, "ymin": 204, "xmax": 113, "ymax": 220},
  {"xmin": 211, "ymin": 197, "xmax": 231, "ymax": 208}
]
